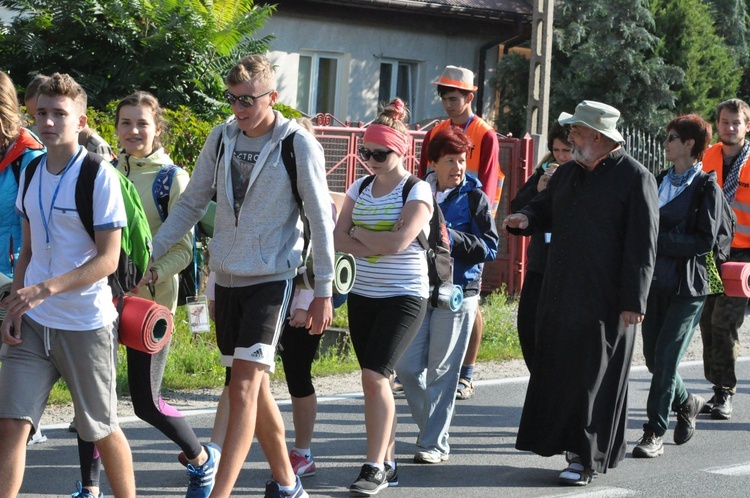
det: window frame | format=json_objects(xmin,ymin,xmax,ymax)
[{"xmin": 297, "ymin": 52, "xmax": 343, "ymax": 116}]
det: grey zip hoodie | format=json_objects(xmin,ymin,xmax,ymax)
[{"xmin": 151, "ymin": 111, "xmax": 335, "ymax": 297}]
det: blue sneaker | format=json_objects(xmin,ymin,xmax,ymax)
[
  {"xmin": 186, "ymin": 444, "xmax": 220, "ymax": 498},
  {"xmin": 384, "ymin": 462, "xmax": 399, "ymax": 487},
  {"xmin": 71, "ymin": 481, "xmax": 104, "ymax": 498},
  {"xmin": 264, "ymin": 475, "xmax": 309, "ymax": 497}
]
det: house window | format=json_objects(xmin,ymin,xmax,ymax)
[
  {"xmin": 297, "ymin": 54, "xmax": 341, "ymax": 116},
  {"xmin": 379, "ymin": 61, "xmax": 416, "ymax": 118}
]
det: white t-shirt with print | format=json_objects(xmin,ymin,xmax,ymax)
[
  {"xmin": 347, "ymin": 175, "xmax": 431, "ymax": 299},
  {"xmin": 16, "ymin": 149, "xmax": 127, "ymax": 330}
]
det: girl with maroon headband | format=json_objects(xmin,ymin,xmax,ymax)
[{"xmin": 334, "ymin": 99, "xmax": 432, "ymax": 496}]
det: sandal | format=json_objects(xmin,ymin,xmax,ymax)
[
  {"xmin": 456, "ymin": 378, "xmax": 474, "ymax": 400},
  {"xmin": 558, "ymin": 462, "xmax": 594, "ymax": 486}
]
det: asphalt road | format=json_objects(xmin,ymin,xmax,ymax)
[{"xmin": 18, "ymin": 358, "xmax": 750, "ymax": 497}]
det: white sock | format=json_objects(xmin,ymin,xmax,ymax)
[
  {"xmin": 385, "ymin": 460, "xmax": 395, "ymax": 468},
  {"xmin": 294, "ymin": 447, "xmax": 311, "ymax": 458},
  {"xmin": 278, "ymin": 481, "xmax": 297, "ymax": 492},
  {"xmin": 364, "ymin": 461, "xmax": 384, "ymax": 471}
]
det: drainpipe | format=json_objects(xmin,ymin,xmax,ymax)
[{"xmin": 476, "ymin": 21, "xmax": 526, "ymax": 119}]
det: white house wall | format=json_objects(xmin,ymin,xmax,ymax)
[{"xmin": 257, "ymin": 13, "xmax": 499, "ymax": 125}]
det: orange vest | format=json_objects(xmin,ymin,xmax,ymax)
[
  {"xmin": 702, "ymin": 143, "xmax": 750, "ymax": 248},
  {"xmin": 431, "ymin": 117, "xmax": 505, "ymax": 211}
]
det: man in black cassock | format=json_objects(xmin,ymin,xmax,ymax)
[{"xmin": 503, "ymin": 100, "xmax": 658, "ymax": 486}]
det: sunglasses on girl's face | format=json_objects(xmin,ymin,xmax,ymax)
[
  {"xmin": 357, "ymin": 147, "xmax": 394, "ymax": 163},
  {"xmin": 223, "ymin": 89, "xmax": 273, "ymax": 108}
]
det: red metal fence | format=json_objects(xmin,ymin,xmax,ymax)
[{"xmin": 311, "ymin": 113, "xmax": 533, "ymax": 295}]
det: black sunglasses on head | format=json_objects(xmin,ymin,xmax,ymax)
[
  {"xmin": 357, "ymin": 147, "xmax": 394, "ymax": 163},
  {"xmin": 223, "ymin": 89, "xmax": 273, "ymax": 108}
]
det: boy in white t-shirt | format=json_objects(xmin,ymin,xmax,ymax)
[{"xmin": 0, "ymin": 73, "xmax": 135, "ymax": 498}]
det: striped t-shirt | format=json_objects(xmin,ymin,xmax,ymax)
[{"xmin": 347, "ymin": 175, "xmax": 432, "ymax": 298}]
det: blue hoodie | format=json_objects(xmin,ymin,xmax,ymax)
[
  {"xmin": 425, "ymin": 171, "xmax": 499, "ymax": 297},
  {"xmin": 0, "ymin": 128, "xmax": 45, "ymax": 278}
]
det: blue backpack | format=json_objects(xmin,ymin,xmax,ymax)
[{"xmin": 152, "ymin": 165, "xmax": 209, "ymax": 305}]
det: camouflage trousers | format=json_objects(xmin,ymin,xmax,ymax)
[{"xmin": 699, "ymin": 251, "xmax": 750, "ymax": 393}]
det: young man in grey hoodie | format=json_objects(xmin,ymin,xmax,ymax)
[{"xmin": 145, "ymin": 55, "xmax": 334, "ymax": 498}]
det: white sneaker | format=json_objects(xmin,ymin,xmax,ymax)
[
  {"xmin": 27, "ymin": 430, "xmax": 47, "ymax": 445},
  {"xmin": 413, "ymin": 450, "xmax": 449, "ymax": 464}
]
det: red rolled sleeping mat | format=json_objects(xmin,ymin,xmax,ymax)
[
  {"xmin": 115, "ymin": 295, "xmax": 173, "ymax": 354},
  {"xmin": 721, "ymin": 262, "xmax": 750, "ymax": 298}
]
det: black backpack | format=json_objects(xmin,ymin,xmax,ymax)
[
  {"xmin": 215, "ymin": 130, "xmax": 305, "ymax": 259},
  {"xmin": 667, "ymin": 169, "xmax": 736, "ymax": 267},
  {"xmin": 358, "ymin": 174, "xmax": 457, "ymax": 309},
  {"xmin": 22, "ymin": 152, "xmax": 153, "ymax": 298},
  {"xmin": 695, "ymin": 171, "xmax": 736, "ymax": 266}
]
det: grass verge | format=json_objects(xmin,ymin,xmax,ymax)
[{"xmin": 44, "ymin": 290, "xmax": 519, "ymax": 405}]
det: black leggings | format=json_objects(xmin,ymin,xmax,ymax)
[
  {"xmin": 347, "ymin": 293, "xmax": 426, "ymax": 377},
  {"xmin": 78, "ymin": 342, "xmax": 203, "ymax": 487},
  {"xmin": 279, "ymin": 322, "xmax": 322, "ymax": 398}
]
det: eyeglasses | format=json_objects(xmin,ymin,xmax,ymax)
[
  {"xmin": 223, "ymin": 89, "xmax": 273, "ymax": 108},
  {"xmin": 358, "ymin": 147, "xmax": 394, "ymax": 163},
  {"xmin": 665, "ymin": 133, "xmax": 682, "ymax": 143}
]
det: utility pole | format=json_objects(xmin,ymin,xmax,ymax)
[{"xmin": 526, "ymin": 0, "xmax": 555, "ymax": 164}]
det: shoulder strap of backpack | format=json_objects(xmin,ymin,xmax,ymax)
[
  {"xmin": 401, "ymin": 174, "xmax": 420, "ymax": 204},
  {"xmin": 21, "ymin": 155, "xmax": 44, "ymax": 218},
  {"xmin": 11, "ymin": 158, "xmax": 22, "ymax": 185},
  {"xmin": 683, "ymin": 171, "xmax": 714, "ymax": 234},
  {"xmin": 74, "ymin": 153, "xmax": 104, "ymax": 242},
  {"xmin": 279, "ymin": 132, "xmax": 310, "ymax": 267},
  {"xmin": 690, "ymin": 171, "xmax": 712, "ymax": 210},
  {"xmin": 152, "ymin": 165, "xmax": 180, "ymax": 222},
  {"xmin": 401, "ymin": 174, "xmax": 430, "ymax": 251},
  {"xmin": 281, "ymin": 132, "xmax": 301, "ymax": 210},
  {"xmin": 358, "ymin": 174, "xmax": 376, "ymax": 195}
]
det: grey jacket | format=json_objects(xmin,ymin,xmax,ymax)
[{"xmin": 152, "ymin": 111, "xmax": 335, "ymax": 297}]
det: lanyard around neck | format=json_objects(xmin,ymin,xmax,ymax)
[
  {"xmin": 461, "ymin": 114, "xmax": 475, "ymax": 133},
  {"xmin": 38, "ymin": 146, "xmax": 83, "ymax": 248}
]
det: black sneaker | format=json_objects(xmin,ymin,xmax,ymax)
[
  {"xmin": 384, "ymin": 462, "xmax": 399, "ymax": 487},
  {"xmin": 349, "ymin": 464, "xmax": 387, "ymax": 496},
  {"xmin": 701, "ymin": 394, "xmax": 715, "ymax": 414},
  {"xmin": 632, "ymin": 430, "xmax": 664, "ymax": 458},
  {"xmin": 674, "ymin": 393, "xmax": 705, "ymax": 445},
  {"xmin": 711, "ymin": 390, "xmax": 733, "ymax": 420}
]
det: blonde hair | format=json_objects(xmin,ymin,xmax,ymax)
[
  {"xmin": 225, "ymin": 55, "xmax": 275, "ymax": 90},
  {"xmin": 38, "ymin": 73, "xmax": 87, "ymax": 112},
  {"xmin": 0, "ymin": 71, "xmax": 21, "ymax": 152},
  {"xmin": 372, "ymin": 98, "xmax": 409, "ymax": 136},
  {"xmin": 295, "ymin": 116, "xmax": 315, "ymax": 135}
]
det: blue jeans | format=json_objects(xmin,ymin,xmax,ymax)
[
  {"xmin": 641, "ymin": 288, "xmax": 706, "ymax": 436},
  {"xmin": 396, "ymin": 295, "xmax": 479, "ymax": 456}
]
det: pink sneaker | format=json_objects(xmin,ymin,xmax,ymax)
[{"xmin": 289, "ymin": 449, "xmax": 316, "ymax": 477}]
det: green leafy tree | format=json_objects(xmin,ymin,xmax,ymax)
[
  {"xmin": 707, "ymin": 0, "xmax": 750, "ymax": 102},
  {"xmin": 551, "ymin": 0, "xmax": 682, "ymax": 133},
  {"xmin": 650, "ymin": 0, "xmax": 741, "ymax": 120},
  {"xmin": 0, "ymin": 0, "xmax": 274, "ymax": 114},
  {"xmin": 492, "ymin": 51, "xmax": 529, "ymax": 138},
  {"xmin": 706, "ymin": 0, "xmax": 749, "ymax": 65}
]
